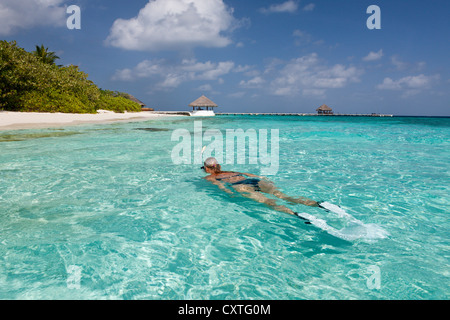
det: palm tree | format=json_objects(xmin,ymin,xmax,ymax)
[{"xmin": 32, "ymin": 45, "xmax": 60, "ymax": 65}]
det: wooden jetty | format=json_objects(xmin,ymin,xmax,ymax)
[
  {"xmin": 150, "ymin": 111, "xmax": 191, "ymax": 116},
  {"xmin": 216, "ymin": 113, "xmax": 393, "ymax": 117},
  {"xmin": 147, "ymin": 111, "xmax": 394, "ymax": 117}
]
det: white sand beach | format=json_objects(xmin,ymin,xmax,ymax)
[{"xmin": 0, "ymin": 111, "xmax": 178, "ymax": 131}]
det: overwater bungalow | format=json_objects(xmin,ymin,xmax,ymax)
[
  {"xmin": 316, "ymin": 104, "xmax": 333, "ymax": 115},
  {"xmin": 188, "ymin": 95, "xmax": 217, "ymax": 116}
]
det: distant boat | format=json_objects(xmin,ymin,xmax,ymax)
[{"xmin": 188, "ymin": 95, "xmax": 217, "ymax": 116}]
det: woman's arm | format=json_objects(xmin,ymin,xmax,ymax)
[
  {"xmin": 205, "ymin": 176, "xmax": 235, "ymax": 194},
  {"xmin": 243, "ymin": 172, "xmax": 271, "ymax": 181}
]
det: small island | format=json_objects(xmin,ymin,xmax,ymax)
[{"xmin": 0, "ymin": 41, "xmax": 143, "ymax": 114}]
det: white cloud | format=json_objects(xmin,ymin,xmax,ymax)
[
  {"xmin": 197, "ymin": 61, "xmax": 235, "ymax": 80},
  {"xmin": 105, "ymin": 0, "xmax": 236, "ymax": 51},
  {"xmin": 239, "ymin": 76, "xmax": 265, "ymax": 88},
  {"xmin": 197, "ymin": 84, "xmax": 213, "ymax": 91},
  {"xmin": 112, "ymin": 58, "xmax": 236, "ymax": 90},
  {"xmin": 390, "ymin": 56, "xmax": 407, "ymax": 70},
  {"xmin": 363, "ymin": 49, "xmax": 383, "ymax": 61},
  {"xmin": 302, "ymin": 88, "xmax": 325, "ymax": 97},
  {"xmin": 270, "ymin": 53, "xmax": 363, "ymax": 96},
  {"xmin": 377, "ymin": 74, "xmax": 440, "ymax": 97},
  {"xmin": 260, "ymin": 1, "xmax": 298, "ymax": 14},
  {"xmin": 233, "ymin": 65, "xmax": 252, "ymax": 73},
  {"xmin": 0, "ymin": 0, "xmax": 66, "ymax": 35},
  {"xmin": 292, "ymin": 29, "xmax": 315, "ymax": 46},
  {"xmin": 228, "ymin": 91, "xmax": 245, "ymax": 98},
  {"xmin": 303, "ymin": 3, "xmax": 315, "ymax": 12},
  {"xmin": 377, "ymin": 74, "xmax": 438, "ymax": 90},
  {"xmin": 390, "ymin": 55, "xmax": 427, "ymax": 72},
  {"xmin": 377, "ymin": 78, "xmax": 401, "ymax": 90}
]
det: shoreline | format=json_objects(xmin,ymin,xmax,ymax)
[
  {"xmin": 0, "ymin": 111, "xmax": 182, "ymax": 131},
  {"xmin": 2, "ymin": 111, "xmax": 446, "ymax": 131}
]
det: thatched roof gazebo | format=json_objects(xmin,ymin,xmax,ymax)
[
  {"xmin": 316, "ymin": 104, "xmax": 333, "ymax": 115},
  {"xmin": 188, "ymin": 95, "xmax": 218, "ymax": 116},
  {"xmin": 189, "ymin": 95, "xmax": 218, "ymax": 111}
]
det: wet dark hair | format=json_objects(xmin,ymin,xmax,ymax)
[{"xmin": 206, "ymin": 163, "xmax": 221, "ymax": 173}]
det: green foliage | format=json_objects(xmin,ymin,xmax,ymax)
[
  {"xmin": 19, "ymin": 90, "xmax": 94, "ymax": 113},
  {"xmin": 32, "ymin": 45, "xmax": 60, "ymax": 65},
  {"xmin": 97, "ymin": 90, "xmax": 142, "ymax": 113},
  {"xmin": 0, "ymin": 41, "xmax": 142, "ymax": 113}
]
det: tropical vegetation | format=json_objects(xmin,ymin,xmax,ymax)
[
  {"xmin": 0, "ymin": 41, "xmax": 142, "ymax": 113},
  {"xmin": 32, "ymin": 45, "xmax": 61, "ymax": 66}
]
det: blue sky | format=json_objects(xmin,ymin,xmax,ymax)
[{"xmin": 1, "ymin": 0, "xmax": 449, "ymax": 116}]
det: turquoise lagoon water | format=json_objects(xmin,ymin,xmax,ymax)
[{"xmin": 0, "ymin": 115, "xmax": 448, "ymax": 299}]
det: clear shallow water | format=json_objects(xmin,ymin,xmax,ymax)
[{"xmin": 0, "ymin": 115, "xmax": 448, "ymax": 299}]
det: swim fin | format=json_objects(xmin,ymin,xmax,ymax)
[
  {"xmin": 317, "ymin": 201, "xmax": 329, "ymax": 211},
  {"xmin": 294, "ymin": 212, "xmax": 311, "ymax": 224}
]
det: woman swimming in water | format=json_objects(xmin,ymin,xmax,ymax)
[{"xmin": 201, "ymin": 157, "xmax": 319, "ymax": 217}]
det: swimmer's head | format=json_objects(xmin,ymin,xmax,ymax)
[
  {"xmin": 204, "ymin": 157, "xmax": 219, "ymax": 168},
  {"xmin": 201, "ymin": 157, "xmax": 221, "ymax": 173}
]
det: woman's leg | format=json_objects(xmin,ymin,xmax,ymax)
[
  {"xmin": 232, "ymin": 184, "xmax": 297, "ymax": 216},
  {"xmin": 258, "ymin": 181, "xmax": 319, "ymax": 207}
]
